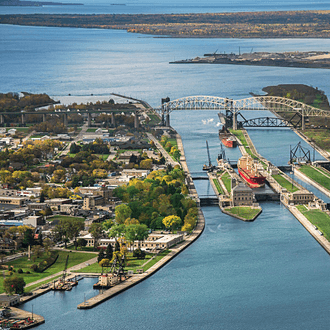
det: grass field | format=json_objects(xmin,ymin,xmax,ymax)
[
  {"xmin": 304, "ymin": 129, "xmax": 330, "ymax": 151},
  {"xmin": 0, "ymin": 251, "xmax": 94, "ymax": 294},
  {"xmin": 74, "ymin": 250, "xmax": 170, "ymax": 274},
  {"xmin": 231, "ymin": 130, "xmax": 258, "ymax": 159},
  {"xmin": 96, "ymin": 154, "xmax": 109, "ymax": 161},
  {"xmin": 47, "ymin": 215, "xmax": 85, "ymax": 222},
  {"xmin": 213, "ymin": 179, "xmax": 224, "ymax": 195},
  {"xmin": 295, "ymin": 206, "xmax": 330, "ymax": 241},
  {"xmin": 147, "ymin": 113, "xmax": 161, "ymax": 126},
  {"xmin": 272, "ymin": 174, "xmax": 299, "ymax": 192},
  {"xmin": 225, "ymin": 207, "xmax": 261, "ymax": 220},
  {"xmin": 299, "ymin": 165, "xmax": 330, "ymax": 191},
  {"xmin": 221, "ymin": 172, "xmax": 232, "ymax": 194}
]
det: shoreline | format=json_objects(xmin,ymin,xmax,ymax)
[{"xmin": 76, "ymin": 131, "xmax": 205, "ymax": 309}]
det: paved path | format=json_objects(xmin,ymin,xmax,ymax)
[
  {"xmin": 61, "ymin": 123, "xmax": 88, "ymax": 156},
  {"xmin": 147, "ymin": 133, "xmax": 180, "ymax": 167}
]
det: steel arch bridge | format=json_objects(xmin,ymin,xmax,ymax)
[{"xmin": 160, "ymin": 95, "xmax": 330, "ymax": 129}]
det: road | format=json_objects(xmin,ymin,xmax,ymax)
[{"xmin": 146, "ymin": 133, "xmax": 180, "ymax": 167}]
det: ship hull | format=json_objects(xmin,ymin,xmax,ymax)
[
  {"xmin": 221, "ymin": 138, "xmax": 236, "ymax": 148},
  {"xmin": 238, "ymin": 167, "xmax": 265, "ymax": 188}
]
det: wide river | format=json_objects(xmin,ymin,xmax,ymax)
[{"xmin": 1, "ymin": 0, "xmax": 330, "ymax": 328}]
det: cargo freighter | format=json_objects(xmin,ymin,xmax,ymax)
[
  {"xmin": 219, "ymin": 127, "xmax": 237, "ymax": 148},
  {"xmin": 237, "ymin": 155, "xmax": 266, "ymax": 188}
]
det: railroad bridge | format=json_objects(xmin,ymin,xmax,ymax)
[{"xmin": 159, "ymin": 95, "xmax": 330, "ymax": 129}]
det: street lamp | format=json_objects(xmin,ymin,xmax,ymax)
[{"xmin": 31, "ymin": 304, "xmax": 34, "ymax": 321}]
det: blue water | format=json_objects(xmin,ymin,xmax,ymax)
[
  {"xmin": 2, "ymin": 1, "xmax": 330, "ymax": 328},
  {"xmin": 1, "ymin": 0, "xmax": 330, "ymax": 14}
]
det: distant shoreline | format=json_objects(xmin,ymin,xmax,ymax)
[
  {"xmin": 170, "ymin": 51, "xmax": 330, "ymax": 69},
  {"xmin": 0, "ymin": 0, "xmax": 83, "ymax": 6},
  {"xmin": 2, "ymin": 10, "xmax": 330, "ymax": 38}
]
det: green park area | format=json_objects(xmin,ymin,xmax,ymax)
[
  {"xmin": 299, "ymin": 165, "xmax": 330, "ymax": 191},
  {"xmin": 231, "ymin": 130, "xmax": 258, "ymax": 159},
  {"xmin": 47, "ymin": 215, "xmax": 85, "ymax": 223},
  {"xmin": 295, "ymin": 205, "xmax": 330, "ymax": 241},
  {"xmin": 213, "ymin": 179, "xmax": 224, "ymax": 195},
  {"xmin": 0, "ymin": 251, "xmax": 94, "ymax": 294},
  {"xmin": 272, "ymin": 174, "xmax": 299, "ymax": 192},
  {"xmin": 304, "ymin": 129, "xmax": 330, "ymax": 151},
  {"xmin": 220, "ymin": 172, "xmax": 232, "ymax": 194},
  {"xmin": 74, "ymin": 250, "xmax": 170, "ymax": 274},
  {"xmin": 225, "ymin": 207, "xmax": 261, "ymax": 220}
]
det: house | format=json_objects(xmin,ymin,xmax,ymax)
[
  {"xmin": 23, "ymin": 215, "xmax": 45, "ymax": 227},
  {"xmin": 231, "ymin": 183, "xmax": 254, "ymax": 206},
  {"xmin": 0, "ymin": 237, "xmax": 17, "ymax": 252},
  {"xmin": 281, "ymin": 189, "xmax": 314, "ymax": 205},
  {"xmin": 0, "ymin": 294, "xmax": 20, "ymax": 307}
]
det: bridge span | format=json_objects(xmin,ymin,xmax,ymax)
[{"xmin": 159, "ymin": 95, "xmax": 330, "ymax": 129}]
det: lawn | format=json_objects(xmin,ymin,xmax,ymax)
[
  {"xmin": 73, "ymin": 250, "xmax": 170, "ymax": 274},
  {"xmin": 231, "ymin": 129, "xmax": 258, "ymax": 159},
  {"xmin": 304, "ymin": 129, "xmax": 330, "ymax": 151},
  {"xmin": 299, "ymin": 165, "xmax": 330, "ymax": 191},
  {"xmin": 272, "ymin": 174, "xmax": 299, "ymax": 192},
  {"xmin": 86, "ymin": 128, "xmax": 97, "ymax": 132},
  {"xmin": 167, "ymin": 138, "xmax": 178, "ymax": 148},
  {"xmin": 0, "ymin": 251, "xmax": 95, "ymax": 294},
  {"xmin": 213, "ymin": 179, "xmax": 224, "ymax": 195},
  {"xmin": 296, "ymin": 206, "xmax": 330, "ymax": 241},
  {"xmin": 225, "ymin": 207, "xmax": 261, "ymax": 220},
  {"xmin": 147, "ymin": 113, "xmax": 161, "ymax": 126},
  {"xmin": 221, "ymin": 172, "xmax": 232, "ymax": 194},
  {"xmin": 96, "ymin": 154, "xmax": 109, "ymax": 161},
  {"xmin": 47, "ymin": 215, "xmax": 85, "ymax": 222}
]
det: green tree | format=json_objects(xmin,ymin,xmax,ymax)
[
  {"xmin": 105, "ymin": 244, "xmax": 113, "ymax": 260},
  {"xmin": 88, "ymin": 223, "xmax": 103, "ymax": 251},
  {"xmin": 77, "ymin": 238, "xmax": 87, "ymax": 249},
  {"xmin": 3, "ymin": 275, "xmax": 26, "ymax": 295},
  {"xmin": 115, "ymin": 204, "xmax": 132, "ymax": 224},
  {"xmin": 97, "ymin": 249, "xmax": 105, "ymax": 263},
  {"xmin": 22, "ymin": 228, "xmax": 34, "ymax": 248}
]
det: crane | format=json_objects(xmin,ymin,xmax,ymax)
[{"xmin": 203, "ymin": 140, "xmax": 215, "ymax": 171}]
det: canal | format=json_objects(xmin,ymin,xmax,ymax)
[{"xmin": 21, "ymin": 110, "xmax": 330, "ymax": 330}]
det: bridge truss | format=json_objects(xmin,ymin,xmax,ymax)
[{"xmin": 159, "ymin": 95, "xmax": 330, "ymax": 129}]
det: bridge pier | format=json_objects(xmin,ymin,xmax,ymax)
[
  {"xmin": 232, "ymin": 112, "xmax": 238, "ymax": 130},
  {"xmin": 21, "ymin": 114, "xmax": 25, "ymax": 125},
  {"xmin": 43, "ymin": 114, "xmax": 46, "ymax": 122},
  {"xmin": 0, "ymin": 114, "xmax": 4, "ymax": 126},
  {"xmin": 166, "ymin": 111, "xmax": 170, "ymax": 127}
]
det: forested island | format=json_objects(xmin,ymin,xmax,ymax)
[{"xmin": 2, "ymin": 10, "xmax": 330, "ymax": 38}]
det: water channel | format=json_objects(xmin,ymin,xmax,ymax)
[
  {"xmin": 2, "ymin": 1, "xmax": 330, "ymax": 326},
  {"xmin": 20, "ymin": 109, "xmax": 330, "ymax": 330}
]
